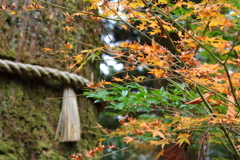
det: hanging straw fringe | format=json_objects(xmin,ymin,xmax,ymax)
[
  {"xmin": 55, "ymin": 86, "xmax": 81, "ymax": 142},
  {"xmin": 0, "ymin": 59, "xmax": 85, "ymax": 142}
]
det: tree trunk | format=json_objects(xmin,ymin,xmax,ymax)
[{"xmin": 0, "ymin": 0, "xmax": 101, "ymax": 159}]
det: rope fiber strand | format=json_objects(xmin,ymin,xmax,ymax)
[{"xmin": 0, "ymin": 59, "xmax": 90, "ymax": 88}]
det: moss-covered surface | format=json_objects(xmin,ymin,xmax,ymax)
[
  {"xmin": 0, "ymin": 73, "xmax": 100, "ymax": 159},
  {"xmin": 0, "ymin": 1, "xmax": 102, "ymax": 159}
]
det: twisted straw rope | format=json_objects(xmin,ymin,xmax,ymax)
[{"xmin": 0, "ymin": 59, "xmax": 90, "ymax": 88}]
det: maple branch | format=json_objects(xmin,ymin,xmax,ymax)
[
  {"xmin": 224, "ymin": 31, "xmax": 240, "ymax": 64},
  {"xmin": 223, "ymin": 65, "xmax": 240, "ymax": 110},
  {"xmin": 141, "ymin": 0, "xmax": 187, "ymax": 68},
  {"xmin": 159, "ymin": 68, "xmax": 237, "ymax": 106},
  {"xmin": 155, "ymin": 17, "xmax": 187, "ymax": 68},
  {"xmin": 167, "ymin": 78, "xmax": 210, "ymax": 114},
  {"xmin": 141, "ymin": 62, "xmax": 236, "ymax": 106},
  {"xmin": 193, "ymin": 21, "xmax": 211, "ymax": 56},
  {"xmin": 153, "ymin": 6, "xmax": 223, "ymax": 64},
  {"xmin": 196, "ymin": 86, "xmax": 214, "ymax": 113},
  {"xmin": 221, "ymin": 127, "xmax": 240, "ymax": 158},
  {"xmin": 37, "ymin": 0, "xmax": 121, "ymax": 21},
  {"xmin": 196, "ymin": 88, "xmax": 240, "ymax": 157},
  {"xmin": 105, "ymin": 5, "xmax": 152, "ymax": 42}
]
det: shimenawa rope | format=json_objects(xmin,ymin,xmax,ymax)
[
  {"xmin": 0, "ymin": 59, "xmax": 90, "ymax": 87},
  {"xmin": 0, "ymin": 59, "xmax": 88, "ymax": 142}
]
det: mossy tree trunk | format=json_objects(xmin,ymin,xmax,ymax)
[{"xmin": 0, "ymin": 0, "xmax": 101, "ymax": 159}]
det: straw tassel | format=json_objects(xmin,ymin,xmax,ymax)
[{"xmin": 55, "ymin": 86, "xmax": 81, "ymax": 142}]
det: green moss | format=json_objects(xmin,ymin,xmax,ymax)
[
  {"xmin": 0, "ymin": 50, "xmax": 16, "ymax": 60},
  {"xmin": 0, "ymin": 141, "xmax": 15, "ymax": 154},
  {"xmin": 0, "ymin": 74, "xmax": 100, "ymax": 159},
  {"xmin": 0, "ymin": 154, "xmax": 18, "ymax": 160}
]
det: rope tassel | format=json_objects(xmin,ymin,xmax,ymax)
[{"xmin": 55, "ymin": 86, "xmax": 81, "ymax": 142}]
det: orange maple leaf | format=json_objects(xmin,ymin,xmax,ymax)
[
  {"xmin": 123, "ymin": 136, "xmax": 135, "ymax": 144},
  {"xmin": 120, "ymin": 24, "xmax": 129, "ymax": 31},
  {"xmin": 112, "ymin": 77, "xmax": 124, "ymax": 82},
  {"xmin": 42, "ymin": 48, "xmax": 54, "ymax": 52},
  {"xmin": 185, "ymin": 92, "xmax": 213, "ymax": 105},
  {"xmin": 149, "ymin": 129, "xmax": 166, "ymax": 139},
  {"xmin": 64, "ymin": 43, "xmax": 73, "ymax": 49},
  {"xmin": 226, "ymin": 95, "xmax": 236, "ymax": 118}
]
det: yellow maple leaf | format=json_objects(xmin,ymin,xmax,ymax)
[
  {"xmin": 176, "ymin": 133, "xmax": 190, "ymax": 146},
  {"xmin": 112, "ymin": 77, "xmax": 124, "ymax": 82},
  {"xmin": 98, "ymin": 138, "xmax": 106, "ymax": 142},
  {"xmin": 10, "ymin": 11, "xmax": 20, "ymax": 15},
  {"xmin": 149, "ymin": 139, "xmax": 169, "ymax": 149},
  {"xmin": 132, "ymin": 76, "xmax": 147, "ymax": 82},
  {"xmin": 149, "ymin": 129, "xmax": 166, "ymax": 139},
  {"xmin": 155, "ymin": 150, "xmax": 164, "ymax": 160},
  {"xmin": 234, "ymin": 45, "xmax": 240, "ymax": 53},
  {"xmin": 120, "ymin": 24, "xmax": 129, "ymax": 31},
  {"xmin": 64, "ymin": 26, "xmax": 76, "ymax": 33}
]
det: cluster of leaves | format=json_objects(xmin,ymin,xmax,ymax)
[
  {"xmin": 86, "ymin": 83, "xmax": 187, "ymax": 113},
  {"xmin": 85, "ymin": 82, "xmax": 240, "ymax": 159},
  {"xmin": 69, "ymin": 141, "xmax": 117, "ymax": 160},
  {"xmin": 2, "ymin": 0, "xmax": 240, "ymax": 159},
  {"xmin": 81, "ymin": 0, "xmax": 240, "ymax": 159}
]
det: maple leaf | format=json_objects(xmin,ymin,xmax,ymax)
[
  {"xmin": 149, "ymin": 129, "xmax": 166, "ymax": 139},
  {"xmin": 93, "ymin": 123, "xmax": 103, "ymax": 128},
  {"xmin": 155, "ymin": 150, "xmax": 164, "ymax": 160},
  {"xmin": 226, "ymin": 95, "xmax": 236, "ymax": 118},
  {"xmin": 97, "ymin": 80, "xmax": 112, "ymax": 88},
  {"xmin": 148, "ymin": 68, "xmax": 165, "ymax": 78},
  {"xmin": 120, "ymin": 24, "xmax": 129, "ymax": 31},
  {"xmin": 42, "ymin": 48, "xmax": 54, "ymax": 52},
  {"xmin": 123, "ymin": 136, "xmax": 135, "ymax": 144},
  {"xmin": 10, "ymin": 10, "xmax": 20, "ymax": 15},
  {"xmin": 64, "ymin": 26, "xmax": 76, "ymax": 33},
  {"xmin": 234, "ymin": 45, "xmax": 240, "ymax": 53},
  {"xmin": 119, "ymin": 114, "xmax": 128, "ymax": 124},
  {"xmin": 72, "ymin": 12, "xmax": 87, "ymax": 16},
  {"xmin": 176, "ymin": 133, "xmax": 190, "ymax": 146},
  {"xmin": 112, "ymin": 77, "xmax": 124, "ymax": 82},
  {"xmin": 185, "ymin": 92, "xmax": 213, "ymax": 105},
  {"xmin": 124, "ymin": 73, "xmax": 130, "ymax": 80},
  {"xmin": 149, "ymin": 139, "xmax": 169, "ymax": 149},
  {"xmin": 98, "ymin": 138, "xmax": 106, "ymax": 142},
  {"xmin": 132, "ymin": 76, "xmax": 147, "ymax": 82},
  {"xmin": 64, "ymin": 42, "xmax": 73, "ymax": 49}
]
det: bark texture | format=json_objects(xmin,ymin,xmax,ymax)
[{"xmin": 0, "ymin": 0, "xmax": 101, "ymax": 159}]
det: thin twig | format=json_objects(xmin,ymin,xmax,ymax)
[
  {"xmin": 153, "ymin": 6, "xmax": 222, "ymax": 64},
  {"xmin": 223, "ymin": 65, "xmax": 240, "ymax": 110},
  {"xmin": 105, "ymin": 5, "xmax": 152, "ymax": 42},
  {"xmin": 224, "ymin": 31, "xmax": 240, "ymax": 64},
  {"xmin": 37, "ymin": 0, "xmax": 121, "ymax": 21}
]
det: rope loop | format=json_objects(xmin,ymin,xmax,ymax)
[{"xmin": 0, "ymin": 59, "xmax": 89, "ymax": 88}]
